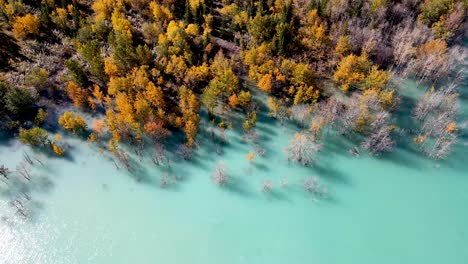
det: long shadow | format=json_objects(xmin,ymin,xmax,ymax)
[
  {"xmin": 224, "ymin": 176, "xmax": 255, "ymax": 198},
  {"xmin": 320, "ymin": 192, "xmax": 340, "ymax": 205},
  {"xmin": 265, "ymin": 189, "xmax": 291, "ymax": 202},
  {"xmin": 0, "ymin": 157, "xmax": 56, "ymax": 223},
  {"xmin": 313, "ymin": 163, "xmax": 351, "ymax": 186},
  {"xmin": 0, "ymin": 131, "xmax": 14, "ymax": 145},
  {"xmin": 383, "ymin": 75, "xmax": 468, "ymax": 170}
]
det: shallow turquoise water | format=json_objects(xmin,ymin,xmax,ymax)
[{"xmin": 1, "ymin": 81, "xmax": 467, "ymax": 264}]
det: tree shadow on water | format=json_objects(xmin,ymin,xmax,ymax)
[
  {"xmin": 252, "ymin": 162, "xmax": 269, "ymax": 171},
  {"xmin": 224, "ymin": 176, "xmax": 255, "ymax": 198},
  {"xmin": 313, "ymin": 164, "xmax": 351, "ymax": 186},
  {"xmin": 0, "ymin": 131, "xmax": 16, "ymax": 147},
  {"xmin": 264, "ymin": 189, "xmax": 291, "ymax": 202}
]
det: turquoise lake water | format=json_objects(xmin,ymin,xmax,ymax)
[{"xmin": 1, "ymin": 80, "xmax": 467, "ymax": 264}]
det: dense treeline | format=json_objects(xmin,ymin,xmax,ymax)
[{"xmin": 0, "ymin": 0, "xmax": 466, "ymax": 168}]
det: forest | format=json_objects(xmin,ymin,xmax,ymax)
[{"xmin": 0, "ymin": 0, "xmax": 467, "ymax": 182}]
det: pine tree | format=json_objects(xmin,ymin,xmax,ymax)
[
  {"xmin": 184, "ymin": 0, "xmax": 192, "ymax": 24},
  {"xmin": 40, "ymin": 1, "xmax": 51, "ymax": 28}
]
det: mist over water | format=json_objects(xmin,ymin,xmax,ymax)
[{"xmin": 1, "ymin": 80, "xmax": 467, "ymax": 264}]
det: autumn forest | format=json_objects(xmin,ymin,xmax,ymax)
[{"xmin": 0, "ymin": 0, "xmax": 467, "ymax": 175}]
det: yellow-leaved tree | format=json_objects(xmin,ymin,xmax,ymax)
[
  {"xmin": 58, "ymin": 112, "xmax": 87, "ymax": 134},
  {"xmin": 13, "ymin": 13, "xmax": 40, "ymax": 39},
  {"xmin": 67, "ymin": 81, "xmax": 89, "ymax": 108}
]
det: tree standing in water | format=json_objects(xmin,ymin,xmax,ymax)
[
  {"xmin": 412, "ymin": 82, "xmax": 460, "ymax": 159},
  {"xmin": 285, "ymin": 132, "xmax": 322, "ymax": 166},
  {"xmin": 212, "ymin": 161, "xmax": 228, "ymax": 186}
]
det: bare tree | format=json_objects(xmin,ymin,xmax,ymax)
[
  {"xmin": 303, "ymin": 176, "xmax": 327, "ymax": 197},
  {"xmin": 16, "ymin": 162, "xmax": 32, "ymax": 181},
  {"xmin": 0, "ymin": 165, "xmax": 10, "ymax": 180},
  {"xmin": 413, "ymin": 83, "xmax": 460, "ymax": 159},
  {"xmin": 177, "ymin": 144, "xmax": 193, "ymax": 161},
  {"xmin": 411, "ymin": 41, "xmax": 466, "ymax": 84},
  {"xmin": 280, "ymin": 177, "xmax": 288, "ymax": 187},
  {"xmin": 261, "ymin": 180, "xmax": 274, "ymax": 193},
  {"xmin": 362, "ymin": 111, "xmax": 395, "ymax": 155},
  {"xmin": 392, "ymin": 19, "xmax": 431, "ymax": 75},
  {"xmin": 9, "ymin": 198, "xmax": 28, "ymax": 218},
  {"xmin": 290, "ymin": 104, "xmax": 311, "ymax": 127},
  {"xmin": 348, "ymin": 147, "xmax": 361, "ymax": 157},
  {"xmin": 133, "ymin": 141, "xmax": 144, "ymax": 162},
  {"xmin": 253, "ymin": 145, "xmax": 266, "ymax": 157},
  {"xmin": 152, "ymin": 143, "xmax": 168, "ymax": 166},
  {"xmin": 218, "ymin": 127, "xmax": 227, "ymax": 144},
  {"xmin": 23, "ymin": 152, "xmax": 35, "ymax": 165},
  {"xmin": 243, "ymin": 129, "xmax": 259, "ymax": 144},
  {"xmin": 310, "ymin": 96, "xmax": 345, "ymax": 136},
  {"xmin": 322, "ymin": 96, "xmax": 345, "ymax": 127},
  {"xmin": 413, "ymin": 84, "xmax": 459, "ymax": 124},
  {"xmin": 285, "ymin": 132, "xmax": 323, "ymax": 166},
  {"xmin": 159, "ymin": 173, "xmax": 176, "ymax": 188},
  {"xmin": 337, "ymin": 94, "xmax": 362, "ymax": 135},
  {"xmin": 429, "ymin": 137, "xmax": 456, "ymax": 160},
  {"xmin": 212, "ymin": 161, "xmax": 228, "ymax": 186},
  {"xmin": 114, "ymin": 150, "xmax": 131, "ymax": 171}
]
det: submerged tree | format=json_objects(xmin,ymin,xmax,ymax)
[
  {"xmin": 303, "ymin": 176, "xmax": 327, "ymax": 197},
  {"xmin": 0, "ymin": 0, "xmax": 467, "ymax": 194},
  {"xmin": 212, "ymin": 161, "xmax": 228, "ymax": 186},
  {"xmin": 413, "ymin": 84, "xmax": 460, "ymax": 159},
  {"xmin": 290, "ymin": 104, "xmax": 311, "ymax": 127},
  {"xmin": 114, "ymin": 150, "xmax": 131, "ymax": 171},
  {"xmin": 0, "ymin": 164, "xmax": 10, "ymax": 181},
  {"xmin": 285, "ymin": 132, "xmax": 322, "ymax": 166},
  {"xmin": 261, "ymin": 180, "xmax": 273, "ymax": 193},
  {"xmin": 16, "ymin": 162, "xmax": 32, "ymax": 181},
  {"xmin": 177, "ymin": 144, "xmax": 193, "ymax": 161},
  {"xmin": 152, "ymin": 143, "xmax": 168, "ymax": 166},
  {"xmin": 361, "ymin": 111, "xmax": 395, "ymax": 155},
  {"xmin": 160, "ymin": 173, "xmax": 176, "ymax": 188}
]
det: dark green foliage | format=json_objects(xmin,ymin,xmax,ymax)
[
  {"xmin": 308, "ymin": 0, "xmax": 329, "ymax": 16},
  {"xmin": 135, "ymin": 45, "xmax": 152, "ymax": 66},
  {"xmin": 25, "ymin": 68, "xmax": 49, "ymax": 91},
  {"xmin": 349, "ymin": 0, "xmax": 365, "ymax": 17},
  {"xmin": 275, "ymin": 1, "xmax": 299, "ymax": 55},
  {"xmin": 0, "ymin": 81, "xmax": 35, "ymax": 130},
  {"xmin": 72, "ymin": 0, "xmax": 80, "ymax": 31},
  {"xmin": 4, "ymin": 85, "xmax": 36, "ymax": 120},
  {"xmin": 275, "ymin": 23, "xmax": 289, "ymax": 55},
  {"xmin": 194, "ymin": 4, "xmax": 204, "ymax": 26},
  {"xmin": 76, "ymin": 21, "xmax": 95, "ymax": 43},
  {"xmin": 420, "ymin": 0, "xmax": 456, "ymax": 24},
  {"xmin": 247, "ymin": 0, "xmax": 255, "ymax": 16},
  {"xmin": 65, "ymin": 59, "xmax": 88, "ymax": 87},
  {"xmin": 281, "ymin": 0, "xmax": 294, "ymax": 23},
  {"xmin": 61, "ymin": 0, "xmax": 71, "ymax": 8},
  {"xmin": 40, "ymin": 0, "xmax": 51, "ymax": 27},
  {"xmin": 248, "ymin": 15, "xmax": 277, "ymax": 44},
  {"xmin": 0, "ymin": 80, "xmax": 7, "ymax": 116},
  {"xmin": 78, "ymin": 40, "xmax": 106, "ymax": 82},
  {"xmin": 184, "ymin": 0, "xmax": 193, "ymax": 24},
  {"xmin": 204, "ymin": 0, "xmax": 214, "ymax": 15},
  {"xmin": 93, "ymin": 20, "xmax": 111, "ymax": 41},
  {"xmin": 110, "ymin": 31, "xmax": 136, "ymax": 73},
  {"xmin": 257, "ymin": 0, "xmax": 267, "ymax": 16}
]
